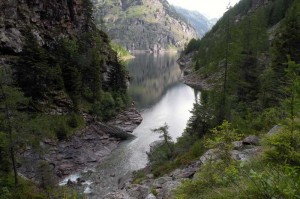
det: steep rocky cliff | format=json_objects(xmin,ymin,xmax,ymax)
[
  {"xmin": 0, "ymin": 0, "xmax": 125, "ymax": 111},
  {"xmin": 92, "ymin": 0, "xmax": 198, "ymax": 52},
  {"xmin": 173, "ymin": 6, "xmax": 214, "ymax": 38},
  {"xmin": 0, "ymin": 0, "xmax": 86, "ymax": 54}
]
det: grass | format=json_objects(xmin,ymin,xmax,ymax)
[
  {"xmin": 149, "ymin": 137, "xmax": 207, "ymax": 177},
  {"xmin": 25, "ymin": 113, "xmax": 85, "ymax": 142}
]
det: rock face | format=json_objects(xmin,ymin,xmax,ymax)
[
  {"xmin": 108, "ymin": 106, "xmax": 143, "ymax": 133},
  {"xmin": 0, "ymin": 0, "xmax": 87, "ymax": 54},
  {"xmin": 92, "ymin": 0, "xmax": 198, "ymax": 52},
  {"xmin": 173, "ymin": 6, "xmax": 214, "ymax": 38}
]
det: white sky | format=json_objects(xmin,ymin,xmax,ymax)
[{"xmin": 167, "ymin": 0, "xmax": 241, "ymax": 19}]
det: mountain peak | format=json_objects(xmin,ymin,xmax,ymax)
[{"xmin": 92, "ymin": 0, "xmax": 198, "ymax": 52}]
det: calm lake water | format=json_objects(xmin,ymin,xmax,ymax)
[{"xmin": 79, "ymin": 53, "xmax": 199, "ymax": 198}]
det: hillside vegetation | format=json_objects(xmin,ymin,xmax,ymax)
[{"xmin": 147, "ymin": 0, "xmax": 300, "ymax": 198}]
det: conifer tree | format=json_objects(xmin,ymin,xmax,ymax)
[
  {"xmin": 15, "ymin": 29, "xmax": 63, "ymax": 99},
  {"xmin": 0, "ymin": 68, "xmax": 28, "ymax": 187}
]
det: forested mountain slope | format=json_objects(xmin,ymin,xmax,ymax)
[
  {"xmin": 136, "ymin": 0, "xmax": 300, "ymax": 198},
  {"xmin": 0, "ymin": 0, "xmax": 132, "ymax": 197},
  {"xmin": 182, "ymin": 0, "xmax": 299, "ymax": 130},
  {"xmin": 92, "ymin": 0, "xmax": 198, "ymax": 52}
]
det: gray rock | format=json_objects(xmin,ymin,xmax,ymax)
[
  {"xmin": 145, "ymin": 193, "xmax": 157, "ymax": 199},
  {"xmin": 231, "ymin": 147, "xmax": 262, "ymax": 161},
  {"xmin": 232, "ymin": 141, "xmax": 244, "ymax": 150},
  {"xmin": 153, "ymin": 177, "xmax": 172, "ymax": 188},
  {"xmin": 118, "ymin": 172, "xmax": 133, "ymax": 189},
  {"xmin": 0, "ymin": 28, "xmax": 23, "ymax": 52},
  {"xmin": 242, "ymin": 135, "xmax": 260, "ymax": 146},
  {"xmin": 127, "ymin": 184, "xmax": 150, "ymax": 199},
  {"xmin": 158, "ymin": 180, "xmax": 181, "ymax": 199},
  {"xmin": 107, "ymin": 106, "xmax": 143, "ymax": 134},
  {"xmin": 94, "ymin": 0, "xmax": 198, "ymax": 52},
  {"xmin": 267, "ymin": 125, "xmax": 283, "ymax": 135},
  {"xmin": 104, "ymin": 191, "xmax": 131, "ymax": 199},
  {"xmin": 199, "ymin": 149, "xmax": 221, "ymax": 164}
]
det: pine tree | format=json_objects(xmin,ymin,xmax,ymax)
[
  {"xmin": 0, "ymin": 68, "xmax": 28, "ymax": 187},
  {"xmin": 15, "ymin": 29, "xmax": 63, "ymax": 99}
]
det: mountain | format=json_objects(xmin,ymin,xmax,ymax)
[
  {"xmin": 173, "ymin": 6, "xmax": 214, "ymax": 38},
  {"xmin": 0, "ymin": 0, "xmax": 128, "ymax": 112},
  {"xmin": 92, "ymin": 0, "xmax": 198, "ymax": 52},
  {"xmin": 0, "ymin": 1, "xmax": 134, "ymax": 196}
]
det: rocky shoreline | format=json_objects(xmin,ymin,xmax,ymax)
[
  {"xmin": 18, "ymin": 106, "xmax": 143, "ymax": 185},
  {"xmin": 177, "ymin": 52, "xmax": 221, "ymax": 91},
  {"xmin": 103, "ymin": 134, "xmax": 264, "ymax": 199}
]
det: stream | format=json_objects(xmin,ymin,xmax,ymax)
[{"xmin": 63, "ymin": 53, "xmax": 199, "ymax": 198}]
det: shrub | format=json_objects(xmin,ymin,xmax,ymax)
[
  {"xmin": 55, "ymin": 120, "xmax": 69, "ymax": 140},
  {"xmin": 92, "ymin": 92, "xmax": 116, "ymax": 121},
  {"xmin": 263, "ymin": 129, "xmax": 300, "ymax": 166}
]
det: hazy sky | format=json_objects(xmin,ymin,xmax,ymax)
[{"xmin": 167, "ymin": 0, "xmax": 241, "ymax": 19}]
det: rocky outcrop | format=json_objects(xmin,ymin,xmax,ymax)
[
  {"xmin": 177, "ymin": 52, "xmax": 223, "ymax": 90},
  {"xmin": 108, "ymin": 106, "xmax": 143, "ymax": 133},
  {"xmin": 104, "ymin": 135, "xmax": 262, "ymax": 199},
  {"xmin": 92, "ymin": 0, "xmax": 198, "ymax": 52},
  {"xmin": 0, "ymin": 0, "xmax": 87, "ymax": 54},
  {"xmin": 18, "ymin": 108, "xmax": 142, "ymax": 185}
]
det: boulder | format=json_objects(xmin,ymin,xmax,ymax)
[
  {"xmin": 127, "ymin": 184, "xmax": 150, "ymax": 199},
  {"xmin": 152, "ymin": 177, "xmax": 172, "ymax": 188},
  {"xmin": 232, "ymin": 141, "xmax": 243, "ymax": 150},
  {"xmin": 267, "ymin": 125, "xmax": 282, "ymax": 135},
  {"xmin": 231, "ymin": 147, "xmax": 262, "ymax": 161},
  {"xmin": 104, "ymin": 191, "xmax": 131, "ymax": 199},
  {"xmin": 145, "ymin": 193, "xmax": 157, "ymax": 199},
  {"xmin": 242, "ymin": 135, "xmax": 260, "ymax": 145},
  {"xmin": 199, "ymin": 149, "xmax": 221, "ymax": 164},
  {"xmin": 158, "ymin": 180, "xmax": 181, "ymax": 199}
]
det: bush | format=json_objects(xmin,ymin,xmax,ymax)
[
  {"xmin": 92, "ymin": 92, "xmax": 116, "ymax": 121},
  {"xmin": 263, "ymin": 129, "xmax": 300, "ymax": 166},
  {"xmin": 55, "ymin": 120, "xmax": 69, "ymax": 140},
  {"xmin": 67, "ymin": 113, "xmax": 83, "ymax": 128}
]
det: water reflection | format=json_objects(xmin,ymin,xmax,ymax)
[
  {"xmin": 84, "ymin": 53, "xmax": 199, "ymax": 198},
  {"xmin": 127, "ymin": 53, "xmax": 182, "ymax": 109}
]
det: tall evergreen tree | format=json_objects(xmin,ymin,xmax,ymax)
[
  {"xmin": 15, "ymin": 29, "xmax": 63, "ymax": 99},
  {"xmin": 0, "ymin": 68, "xmax": 28, "ymax": 187}
]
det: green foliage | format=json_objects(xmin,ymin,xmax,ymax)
[
  {"xmin": 149, "ymin": 136, "xmax": 206, "ymax": 177},
  {"xmin": 175, "ymin": 126, "xmax": 300, "ymax": 199},
  {"xmin": 110, "ymin": 42, "xmax": 132, "ymax": 59},
  {"xmin": 152, "ymin": 123, "xmax": 174, "ymax": 154},
  {"xmin": 171, "ymin": 0, "xmax": 300, "ymax": 198},
  {"xmin": 132, "ymin": 170, "xmax": 147, "ymax": 184},
  {"xmin": 184, "ymin": 38, "xmax": 201, "ymax": 54},
  {"xmin": 0, "ymin": 187, "xmax": 11, "ymax": 199},
  {"xmin": 92, "ymin": 92, "xmax": 116, "ymax": 121},
  {"xmin": 15, "ymin": 29, "xmax": 63, "ymax": 99},
  {"xmin": 185, "ymin": 94, "xmax": 215, "ymax": 138},
  {"xmin": 263, "ymin": 129, "xmax": 300, "ymax": 166},
  {"xmin": 205, "ymin": 121, "xmax": 243, "ymax": 160},
  {"xmin": 55, "ymin": 120, "xmax": 69, "ymax": 141}
]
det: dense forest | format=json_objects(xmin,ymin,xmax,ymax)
[
  {"xmin": 146, "ymin": 0, "xmax": 300, "ymax": 198},
  {"xmin": 0, "ymin": 0, "xmax": 129, "ymax": 198}
]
